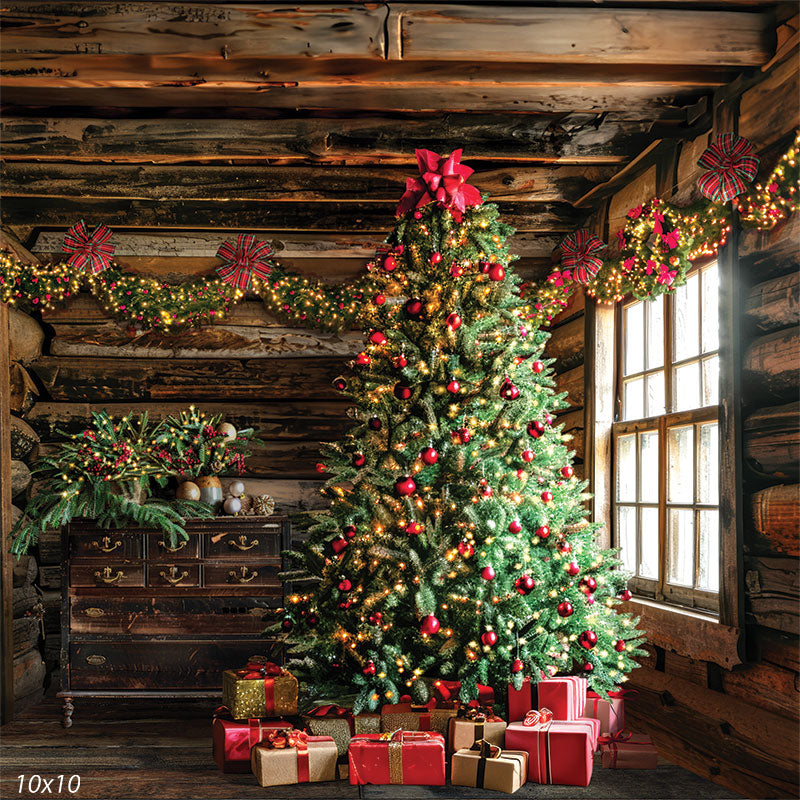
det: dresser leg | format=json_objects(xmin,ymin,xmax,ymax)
[{"xmin": 62, "ymin": 696, "xmax": 74, "ymax": 728}]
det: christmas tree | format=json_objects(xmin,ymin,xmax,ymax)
[{"xmin": 281, "ymin": 149, "xmax": 645, "ymax": 712}]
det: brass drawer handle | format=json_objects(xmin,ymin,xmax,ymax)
[
  {"xmin": 229, "ymin": 566, "xmax": 258, "ymax": 584},
  {"xmin": 94, "ymin": 567, "xmax": 124, "ymax": 584},
  {"xmin": 91, "ymin": 536, "xmax": 122, "ymax": 553},
  {"xmin": 160, "ymin": 567, "xmax": 189, "ymax": 585},
  {"xmin": 86, "ymin": 655, "xmax": 107, "ymax": 666},
  {"xmin": 84, "ymin": 607, "xmax": 105, "ymax": 618},
  {"xmin": 159, "ymin": 539, "xmax": 188, "ymax": 553},
  {"xmin": 229, "ymin": 535, "xmax": 259, "ymax": 551}
]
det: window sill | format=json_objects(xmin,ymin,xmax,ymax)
[{"xmin": 628, "ymin": 598, "xmax": 743, "ymax": 668}]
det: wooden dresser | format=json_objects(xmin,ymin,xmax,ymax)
[{"xmin": 58, "ymin": 516, "xmax": 290, "ymax": 726}]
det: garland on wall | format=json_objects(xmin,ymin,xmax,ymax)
[{"xmin": 1, "ymin": 131, "xmax": 797, "ymax": 332}]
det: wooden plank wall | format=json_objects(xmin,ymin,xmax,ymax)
[{"xmin": 581, "ymin": 42, "xmax": 800, "ymax": 799}]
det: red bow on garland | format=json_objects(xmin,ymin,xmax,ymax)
[
  {"xmin": 396, "ymin": 148, "xmax": 483, "ymax": 222},
  {"xmin": 697, "ymin": 133, "xmax": 760, "ymax": 203},
  {"xmin": 216, "ymin": 234, "xmax": 273, "ymax": 290},
  {"xmin": 559, "ymin": 230, "xmax": 607, "ymax": 285},
  {"xmin": 62, "ymin": 220, "xmax": 115, "ymax": 274}
]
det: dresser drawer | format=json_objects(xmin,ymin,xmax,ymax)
[
  {"xmin": 70, "ymin": 597, "xmax": 273, "ymax": 635},
  {"xmin": 147, "ymin": 534, "xmax": 199, "ymax": 561},
  {"xmin": 204, "ymin": 561, "xmax": 282, "ymax": 592},
  {"xmin": 203, "ymin": 527, "xmax": 281, "ymax": 559},
  {"xmin": 69, "ymin": 640, "xmax": 284, "ymax": 690},
  {"xmin": 70, "ymin": 533, "xmax": 143, "ymax": 560},
  {"xmin": 148, "ymin": 564, "xmax": 201, "ymax": 588},
  {"xmin": 71, "ymin": 563, "xmax": 145, "ymax": 588}
]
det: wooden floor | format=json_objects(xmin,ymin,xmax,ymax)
[{"xmin": 0, "ymin": 691, "xmax": 744, "ymax": 800}]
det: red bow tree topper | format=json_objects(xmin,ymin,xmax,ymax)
[
  {"xmin": 697, "ymin": 133, "xmax": 760, "ymax": 203},
  {"xmin": 62, "ymin": 220, "xmax": 115, "ymax": 274},
  {"xmin": 559, "ymin": 230, "xmax": 607, "ymax": 285},
  {"xmin": 396, "ymin": 148, "xmax": 483, "ymax": 222},
  {"xmin": 216, "ymin": 234, "xmax": 274, "ymax": 290}
]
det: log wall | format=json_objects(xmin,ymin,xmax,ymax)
[{"xmin": 583, "ymin": 42, "xmax": 800, "ymax": 799}]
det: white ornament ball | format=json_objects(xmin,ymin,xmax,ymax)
[
  {"xmin": 218, "ymin": 422, "xmax": 237, "ymax": 441},
  {"xmin": 487, "ymin": 520, "xmax": 496, "ymax": 530},
  {"xmin": 229, "ymin": 480, "xmax": 246, "ymax": 497},
  {"xmin": 223, "ymin": 496, "xmax": 242, "ymax": 516}
]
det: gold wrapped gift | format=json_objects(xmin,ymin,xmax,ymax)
[
  {"xmin": 221, "ymin": 659, "xmax": 298, "ymax": 720},
  {"xmin": 251, "ymin": 730, "xmax": 338, "ymax": 787},
  {"xmin": 380, "ymin": 702, "xmax": 457, "ymax": 736},
  {"xmin": 303, "ymin": 705, "xmax": 383, "ymax": 755},
  {"xmin": 355, "ymin": 712, "xmax": 381, "ymax": 734}
]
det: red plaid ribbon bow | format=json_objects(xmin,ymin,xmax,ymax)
[
  {"xmin": 697, "ymin": 133, "xmax": 760, "ymax": 203},
  {"xmin": 62, "ymin": 220, "xmax": 115, "ymax": 274},
  {"xmin": 216, "ymin": 234, "xmax": 273, "ymax": 290},
  {"xmin": 396, "ymin": 148, "xmax": 483, "ymax": 222},
  {"xmin": 559, "ymin": 230, "xmax": 607, "ymax": 285}
]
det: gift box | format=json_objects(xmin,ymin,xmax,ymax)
[
  {"xmin": 508, "ymin": 677, "xmax": 533, "ymax": 722},
  {"xmin": 355, "ymin": 712, "xmax": 382, "ymax": 734},
  {"xmin": 537, "ymin": 675, "xmax": 587, "ymax": 721},
  {"xmin": 584, "ymin": 689, "xmax": 627, "ymax": 735},
  {"xmin": 447, "ymin": 707, "xmax": 507, "ymax": 754},
  {"xmin": 451, "ymin": 740, "xmax": 528, "ymax": 794},
  {"xmin": 348, "ymin": 731, "xmax": 446, "ymax": 786},
  {"xmin": 380, "ymin": 700, "xmax": 457, "ymax": 735},
  {"xmin": 302, "ymin": 704, "xmax": 354, "ymax": 757},
  {"xmin": 221, "ymin": 658, "xmax": 298, "ymax": 720},
  {"xmin": 428, "ymin": 678, "xmax": 495, "ymax": 706},
  {"xmin": 251, "ymin": 730, "xmax": 337, "ymax": 787},
  {"xmin": 506, "ymin": 710, "xmax": 596, "ymax": 786},
  {"xmin": 212, "ymin": 707, "xmax": 291, "ymax": 773},
  {"xmin": 600, "ymin": 732, "xmax": 658, "ymax": 769}
]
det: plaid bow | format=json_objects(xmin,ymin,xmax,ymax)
[
  {"xmin": 697, "ymin": 133, "xmax": 760, "ymax": 203},
  {"xmin": 62, "ymin": 220, "xmax": 115, "ymax": 274},
  {"xmin": 559, "ymin": 230, "xmax": 607, "ymax": 285},
  {"xmin": 216, "ymin": 234, "xmax": 273, "ymax": 290}
]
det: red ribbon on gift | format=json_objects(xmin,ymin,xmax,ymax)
[
  {"xmin": 523, "ymin": 708, "xmax": 553, "ymax": 727},
  {"xmin": 598, "ymin": 729, "xmax": 636, "ymax": 769},
  {"xmin": 396, "ymin": 149, "xmax": 483, "ymax": 222},
  {"xmin": 259, "ymin": 729, "xmax": 311, "ymax": 782},
  {"xmin": 236, "ymin": 660, "xmax": 283, "ymax": 716},
  {"xmin": 62, "ymin": 220, "xmax": 115, "ymax": 275},
  {"xmin": 306, "ymin": 703, "xmax": 355, "ymax": 735}
]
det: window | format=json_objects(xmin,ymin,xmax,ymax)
[{"xmin": 613, "ymin": 263, "xmax": 720, "ymax": 613}]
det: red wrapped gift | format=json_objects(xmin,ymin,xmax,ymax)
[
  {"xmin": 430, "ymin": 678, "xmax": 494, "ymax": 706},
  {"xmin": 600, "ymin": 731, "xmax": 658, "ymax": 769},
  {"xmin": 584, "ymin": 689, "xmax": 632, "ymax": 735},
  {"xmin": 508, "ymin": 676, "xmax": 532, "ymax": 722},
  {"xmin": 505, "ymin": 710, "xmax": 596, "ymax": 786},
  {"xmin": 537, "ymin": 676, "xmax": 587, "ymax": 721},
  {"xmin": 212, "ymin": 707, "xmax": 291, "ymax": 773},
  {"xmin": 348, "ymin": 730, "xmax": 446, "ymax": 786}
]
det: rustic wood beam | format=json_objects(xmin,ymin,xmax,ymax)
[
  {"xmin": 0, "ymin": 113, "xmax": 656, "ymax": 165},
  {"xmin": 0, "ymin": 301, "xmax": 13, "ymax": 724}
]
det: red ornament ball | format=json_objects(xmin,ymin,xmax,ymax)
[
  {"xmin": 369, "ymin": 331, "xmax": 387, "ymax": 345},
  {"xmin": 430, "ymin": 252, "xmax": 442, "ymax": 265},
  {"xmin": 488, "ymin": 264, "xmax": 505, "ymax": 282},
  {"xmin": 536, "ymin": 525, "xmax": 550, "ymax": 539},
  {"xmin": 566, "ymin": 561, "xmax": 580, "ymax": 576},
  {"xmin": 446, "ymin": 312, "xmax": 462, "ymax": 331},
  {"xmin": 420, "ymin": 446, "xmax": 439, "ymax": 465},
  {"xmin": 508, "ymin": 519, "xmax": 522, "ymax": 534},
  {"xmin": 558, "ymin": 541, "xmax": 571, "ymax": 554},
  {"xmin": 307, "ymin": 612, "xmax": 319, "ymax": 626},
  {"xmin": 500, "ymin": 377, "xmax": 520, "ymax": 401},
  {"xmin": 527, "ymin": 420, "xmax": 545, "ymax": 438},
  {"xmin": 579, "ymin": 576, "xmax": 598, "ymax": 594},
  {"xmin": 281, "ymin": 617, "xmax": 294, "ymax": 632},
  {"xmin": 522, "ymin": 449, "xmax": 535, "ymax": 463},
  {"xmin": 481, "ymin": 565, "xmax": 496, "ymax": 581},
  {"xmin": 561, "ymin": 465, "xmax": 575, "ymax": 479},
  {"xmin": 368, "ymin": 417, "xmax": 382, "ymax": 430},
  {"xmin": 334, "ymin": 378, "xmax": 347, "ymax": 391},
  {"xmin": 514, "ymin": 574, "xmax": 535, "ymax": 595},
  {"xmin": 356, "ymin": 352, "xmax": 371, "ymax": 366},
  {"xmin": 531, "ymin": 360, "xmax": 545, "ymax": 374},
  {"xmin": 394, "ymin": 382, "xmax": 413, "ymax": 400},
  {"xmin": 583, "ymin": 662, "xmax": 594, "ymax": 672},
  {"xmin": 414, "ymin": 210, "xmax": 423, "ymax": 220},
  {"xmin": 420, "ymin": 615, "xmax": 440, "ymax": 635},
  {"xmin": 404, "ymin": 297, "xmax": 424, "ymax": 318},
  {"xmin": 457, "ymin": 539, "xmax": 475, "ymax": 558},
  {"xmin": 619, "ymin": 589, "xmax": 633, "ymax": 601},
  {"xmin": 343, "ymin": 525, "xmax": 357, "ymax": 539},
  {"xmin": 511, "ymin": 658, "xmax": 524, "ymax": 674},
  {"xmin": 373, "ymin": 293, "xmax": 386, "ymax": 306},
  {"xmin": 368, "ymin": 612, "xmax": 383, "ymax": 625},
  {"xmin": 480, "ymin": 485, "xmax": 493, "ymax": 498},
  {"xmin": 315, "ymin": 462, "xmax": 327, "ymax": 474},
  {"xmin": 395, "ymin": 476, "xmax": 417, "ymax": 496},
  {"xmin": 331, "ymin": 536, "xmax": 349, "ymax": 554},
  {"xmin": 557, "ymin": 601, "xmax": 573, "ymax": 617},
  {"xmin": 394, "ymin": 354, "xmax": 408, "ymax": 369},
  {"xmin": 338, "ymin": 578, "xmax": 352, "ymax": 592},
  {"xmin": 586, "ymin": 594, "xmax": 595, "ymax": 605},
  {"xmin": 406, "ymin": 521, "xmax": 423, "ymax": 535},
  {"xmin": 352, "ymin": 453, "xmax": 366, "ymax": 468},
  {"xmin": 481, "ymin": 630, "xmax": 498, "ymax": 647},
  {"xmin": 615, "ymin": 639, "xmax": 626, "ymax": 652},
  {"xmin": 447, "ymin": 378, "xmax": 461, "ymax": 394},
  {"xmin": 452, "ymin": 427, "xmax": 471, "ymax": 444},
  {"xmin": 383, "ymin": 255, "xmax": 397, "ymax": 272},
  {"xmin": 579, "ymin": 630, "xmax": 598, "ymax": 650},
  {"xmin": 363, "ymin": 660, "xmax": 376, "ymax": 676},
  {"xmin": 541, "ymin": 490, "xmax": 554, "ymax": 503}
]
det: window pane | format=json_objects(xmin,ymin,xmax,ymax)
[
  {"xmin": 647, "ymin": 295, "xmax": 664, "ymax": 369},
  {"xmin": 646, "ymin": 371, "xmax": 665, "ymax": 417},
  {"xmin": 702, "ymin": 264, "xmax": 719, "ymax": 354},
  {"xmin": 639, "ymin": 506, "xmax": 659, "ymax": 579},
  {"xmin": 623, "ymin": 377, "xmax": 644, "ymax": 421},
  {"xmin": 639, "ymin": 431, "xmax": 659, "ymax": 503},
  {"xmin": 673, "ymin": 361, "xmax": 701, "ymax": 412},
  {"xmin": 673, "ymin": 273, "xmax": 700, "ymax": 362},
  {"xmin": 617, "ymin": 506, "xmax": 637, "ymax": 572},
  {"xmin": 702, "ymin": 355, "xmax": 719, "ymax": 407},
  {"xmin": 625, "ymin": 303, "xmax": 644, "ymax": 375},
  {"xmin": 668, "ymin": 425, "xmax": 694, "ymax": 503},
  {"xmin": 698, "ymin": 509, "xmax": 720, "ymax": 592},
  {"xmin": 698, "ymin": 423, "xmax": 719, "ymax": 505},
  {"xmin": 667, "ymin": 508, "xmax": 695, "ymax": 587},
  {"xmin": 616, "ymin": 435, "xmax": 637, "ymax": 502}
]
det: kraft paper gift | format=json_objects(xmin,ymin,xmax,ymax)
[{"xmin": 251, "ymin": 730, "xmax": 337, "ymax": 787}]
